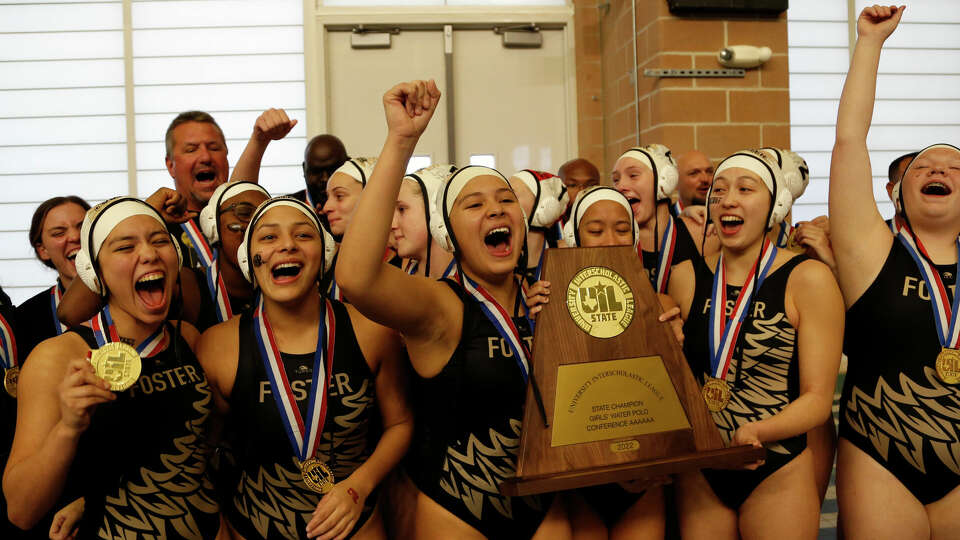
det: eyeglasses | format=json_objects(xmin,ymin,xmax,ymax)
[{"xmin": 218, "ymin": 201, "xmax": 257, "ymax": 221}]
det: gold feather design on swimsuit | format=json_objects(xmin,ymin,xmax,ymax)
[
  {"xmin": 844, "ymin": 367, "xmax": 960, "ymax": 475},
  {"xmin": 233, "ymin": 377, "xmax": 377, "ymax": 539},
  {"xmin": 96, "ymin": 382, "xmax": 219, "ymax": 539},
  {"xmin": 710, "ymin": 313, "xmax": 796, "ymax": 455},
  {"xmin": 439, "ymin": 418, "xmax": 542, "ymax": 521}
]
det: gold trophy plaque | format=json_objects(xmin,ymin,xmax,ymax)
[{"xmin": 500, "ymin": 246, "xmax": 764, "ymax": 496}]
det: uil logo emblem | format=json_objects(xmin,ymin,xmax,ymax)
[{"xmin": 566, "ymin": 266, "xmax": 635, "ymax": 338}]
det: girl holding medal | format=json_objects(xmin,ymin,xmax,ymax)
[
  {"xmin": 507, "ymin": 170, "xmax": 568, "ymax": 285},
  {"xmin": 196, "ymin": 196, "xmax": 412, "ymax": 540},
  {"xmin": 668, "ymin": 149, "xmax": 843, "ymax": 538},
  {"xmin": 337, "ymin": 80, "xmax": 570, "ymax": 539},
  {"xmin": 322, "ymin": 157, "xmax": 378, "ymax": 301},
  {"xmin": 612, "ymin": 145, "xmax": 718, "ymax": 295},
  {"xmin": 831, "ymin": 6, "xmax": 960, "ymax": 537},
  {"xmin": 4, "ymin": 197, "xmax": 220, "ymax": 538},
  {"xmin": 15, "ymin": 196, "xmax": 90, "ymax": 361},
  {"xmin": 392, "ymin": 164, "xmax": 457, "ymax": 279}
]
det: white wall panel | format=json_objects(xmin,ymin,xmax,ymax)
[
  {"xmin": 0, "ymin": 59, "xmax": 124, "ymax": 90},
  {"xmin": 0, "ymin": 31, "xmax": 122, "ymax": 61},
  {"xmin": 0, "ymin": 3, "xmax": 121, "ymax": 32},
  {"xmin": 131, "ymin": 0, "xmax": 301, "ymax": 28},
  {"xmin": 0, "ymin": 88, "xmax": 126, "ymax": 117},
  {"xmin": 0, "ymin": 116, "xmax": 127, "ymax": 146}
]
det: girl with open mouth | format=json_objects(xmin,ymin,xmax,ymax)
[
  {"xmin": 196, "ymin": 196, "xmax": 411, "ymax": 540},
  {"xmin": 337, "ymin": 80, "xmax": 569, "ymax": 539},
  {"xmin": 16, "ymin": 196, "xmax": 90, "ymax": 362},
  {"xmin": 830, "ymin": 5, "xmax": 960, "ymax": 538},
  {"xmin": 667, "ymin": 149, "xmax": 843, "ymax": 539},
  {"xmin": 4, "ymin": 197, "xmax": 220, "ymax": 539}
]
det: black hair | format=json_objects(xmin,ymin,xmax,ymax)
[{"xmin": 888, "ymin": 151, "xmax": 919, "ymax": 184}]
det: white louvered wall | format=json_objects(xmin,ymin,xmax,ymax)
[
  {"xmin": 0, "ymin": 0, "xmax": 306, "ymax": 305},
  {"xmin": 788, "ymin": 0, "xmax": 960, "ymax": 223}
]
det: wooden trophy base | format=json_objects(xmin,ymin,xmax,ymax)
[{"xmin": 501, "ymin": 444, "xmax": 765, "ymax": 497}]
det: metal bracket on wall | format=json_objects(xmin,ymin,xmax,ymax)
[{"xmin": 643, "ymin": 68, "xmax": 745, "ymax": 78}]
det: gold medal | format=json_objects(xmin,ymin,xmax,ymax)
[
  {"xmin": 89, "ymin": 342, "xmax": 142, "ymax": 392},
  {"xmin": 4, "ymin": 367, "xmax": 18, "ymax": 399},
  {"xmin": 786, "ymin": 229, "xmax": 805, "ymax": 253},
  {"xmin": 936, "ymin": 347, "xmax": 960, "ymax": 384},
  {"xmin": 702, "ymin": 377, "xmax": 731, "ymax": 412},
  {"xmin": 301, "ymin": 458, "xmax": 335, "ymax": 494}
]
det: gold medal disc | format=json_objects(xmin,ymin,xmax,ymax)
[
  {"xmin": 702, "ymin": 378, "xmax": 731, "ymax": 412},
  {"xmin": 4, "ymin": 367, "xmax": 18, "ymax": 399},
  {"xmin": 89, "ymin": 342, "xmax": 142, "ymax": 392},
  {"xmin": 301, "ymin": 458, "xmax": 335, "ymax": 494},
  {"xmin": 936, "ymin": 347, "xmax": 960, "ymax": 384},
  {"xmin": 786, "ymin": 229, "xmax": 805, "ymax": 253}
]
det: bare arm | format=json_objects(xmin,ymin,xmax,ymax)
[
  {"xmin": 336, "ymin": 81, "xmax": 463, "ymax": 374},
  {"xmin": 829, "ymin": 5, "xmax": 904, "ymax": 306},
  {"xmin": 194, "ymin": 318, "xmax": 240, "ymax": 416},
  {"xmin": 667, "ymin": 259, "xmax": 697, "ymax": 321},
  {"xmin": 734, "ymin": 259, "xmax": 843, "ymax": 447},
  {"xmin": 229, "ymin": 108, "xmax": 297, "ymax": 183},
  {"xmin": 3, "ymin": 336, "xmax": 114, "ymax": 529}
]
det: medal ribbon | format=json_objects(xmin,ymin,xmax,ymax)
[
  {"xmin": 441, "ymin": 259, "xmax": 456, "ymax": 279},
  {"xmin": 654, "ymin": 213, "xmax": 677, "ymax": 294},
  {"xmin": 180, "ymin": 219, "xmax": 215, "ymax": 268},
  {"xmin": 49, "ymin": 281, "xmax": 67, "ymax": 335},
  {"xmin": 90, "ymin": 306, "xmax": 168, "ymax": 357},
  {"xmin": 0, "ymin": 312, "xmax": 17, "ymax": 370},
  {"xmin": 460, "ymin": 273, "xmax": 532, "ymax": 382},
  {"xmin": 673, "ymin": 199, "xmax": 684, "ymax": 217},
  {"xmin": 253, "ymin": 295, "xmax": 335, "ymax": 463},
  {"xmin": 895, "ymin": 224, "xmax": 960, "ymax": 348},
  {"xmin": 305, "ymin": 187, "xmax": 317, "ymax": 213},
  {"xmin": 708, "ymin": 238, "xmax": 778, "ymax": 380},
  {"xmin": 404, "ymin": 259, "xmax": 419, "ymax": 276},
  {"xmin": 776, "ymin": 220, "xmax": 793, "ymax": 249},
  {"xmin": 205, "ymin": 256, "xmax": 234, "ymax": 323}
]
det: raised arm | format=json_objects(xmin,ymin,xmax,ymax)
[
  {"xmin": 829, "ymin": 5, "xmax": 904, "ymax": 305},
  {"xmin": 229, "ymin": 108, "xmax": 298, "ymax": 183},
  {"xmin": 336, "ymin": 81, "xmax": 461, "ymax": 355}
]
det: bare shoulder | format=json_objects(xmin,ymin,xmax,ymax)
[
  {"xmin": 175, "ymin": 320, "xmax": 201, "ymax": 350},
  {"xmin": 196, "ymin": 317, "xmax": 240, "ymax": 359},
  {"xmin": 21, "ymin": 332, "xmax": 90, "ymax": 384},
  {"xmin": 788, "ymin": 256, "xmax": 838, "ymax": 288}
]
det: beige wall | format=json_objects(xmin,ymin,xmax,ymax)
[{"xmin": 573, "ymin": 0, "xmax": 791, "ymax": 174}]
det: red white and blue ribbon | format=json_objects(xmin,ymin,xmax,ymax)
[
  {"xmin": 672, "ymin": 199, "xmax": 684, "ymax": 217},
  {"xmin": 49, "ymin": 281, "xmax": 67, "ymax": 335},
  {"xmin": 890, "ymin": 216, "xmax": 901, "ymax": 234},
  {"xmin": 205, "ymin": 256, "xmax": 234, "ymax": 323},
  {"xmin": 90, "ymin": 305, "xmax": 168, "ymax": 357},
  {"xmin": 776, "ymin": 220, "xmax": 793, "ymax": 249},
  {"xmin": 708, "ymin": 238, "xmax": 778, "ymax": 381},
  {"xmin": 180, "ymin": 218, "xmax": 215, "ymax": 268},
  {"xmin": 441, "ymin": 259, "xmax": 456, "ymax": 279},
  {"xmin": 896, "ymin": 224, "xmax": 960, "ymax": 349},
  {"xmin": 253, "ymin": 295, "xmax": 335, "ymax": 464},
  {"xmin": 0, "ymin": 312, "xmax": 17, "ymax": 370},
  {"xmin": 460, "ymin": 273, "xmax": 533, "ymax": 382},
  {"xmin": 654, "ymin": 213, "xmax": 677, "ymax": 294},
  {"xmin": 404, "ymin": 259, "xmax": 419, "ymax": 276}
]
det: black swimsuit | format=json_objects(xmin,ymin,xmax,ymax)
[
  {"xmin": 226, "ymin": 301, "xmax": 380, "ymax": 539},
  {"xmin": 840, "ymin": 239, "xmax": 960, "ymax": 504},
  {"xmin": 405, "ymin": 279, "xmax": 551, "ymax": 539},
  {"xmin": 682, "ymin": 255, "xmax": 808, "ymax": 509},
  {"xmin": 14, "ymin": 282, "xmax": 64, "ymax": 362},
  {"xmin": 70, "ymin": 325, "xmax": 219, "ymax": 539},
  {"xmin": 640, "ymin": 216, "xmax": 701, "ymax": 287}
]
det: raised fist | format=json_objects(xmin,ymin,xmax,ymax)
[
  {"xmin": 857, "ymin": 4, "xmax": 905, "ymax": 42},
  {"xmin": 383, "ymin": 80, "xmax": 441, "ymax": 141},
  {"xmin": 253, "ymin": 108, "xmax": 297, "ymax": 143}
]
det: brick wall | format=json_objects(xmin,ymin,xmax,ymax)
[{"xmin": 573, "ymin": 0, "xmax": 790, "ymax": 174}]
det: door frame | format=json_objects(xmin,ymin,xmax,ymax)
[{"xmin": 304, "ymin": 2, "xmax": 578, "ymax": 164}]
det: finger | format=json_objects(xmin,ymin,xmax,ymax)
[
  {"xmin": 288, "ymin": 118, "xmax": 299, "ymax": 130},
  {"xmin": 69, "ymin": 395, "xmax": 116, "ymax": 410},
  {"xmin": 332, "ymin": 518, "xmax": 358, "ymax": 540},
  {"xmin": 427, "ymin": 79, "xmax": 441, "ymax": 100},
  {"xmin": 316, "ymin": 505, "xmax": 346, "ymax": 534}
]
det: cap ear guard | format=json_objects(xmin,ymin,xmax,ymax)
[
  {"xmin": 646, "ymin": 144, "xmax": 679, "ymax": 201},
  {"xmin": 761, "ymin": 147, "xmax": 809, "ymax": 202},
  {"xmin": 530, "ymin": 173, "xmax": 569, "ymax": 228},
  {"xmin": 77, "ymin": 197, "xmax": 183, "ymax": 296}
]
